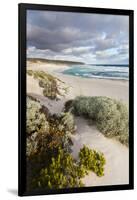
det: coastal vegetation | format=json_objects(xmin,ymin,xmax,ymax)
[
  {"xmin": 27, "ymin": 70, "xmax": 69, "ymax": 100},
  {"xmin": 33, "ymin": 146, "xmax": 105, "ymax": 189},
  {"xmin": 26, "ymin": 97, "xmax": 75, "ymax": 157},
  {"xmin": 64, "ymin": 96, "xmax": 129, "ymax": 146},
  {"xmin": 26, "ymin": 97, "xmax": 106, "ymax": 190}
]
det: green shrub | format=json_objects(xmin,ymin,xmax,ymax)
[
  {"xmin": 47, "ymin": 112, "xmax": 76, "ymax": 152},
  {"xmin": 26, "ymin": 97, "xmax": 75, "ymax": 157},
  {"xmin": 59, "ymin": 112, "xmax": 76, "ymax": 134},
  {"xmin": 26, "ymin": 97, "xmax": 49, "ymax": 157},
  {"xmin": 26, "ymin": 97, "xmax": 106, "ymax": 190},
  {"xmin": 79, "ymin": 145, "xmax": 106, "ymax": 177},
  {"xmin": 58, "ymin": 112, "xmax": 76, "ymax": 152},
  {"xmin": 33, "ymin": 147, "xmax": 86, "ymax": 189},
  {"xmin": 26, "ymin": 97, "xmax": 49, "ymax": 136},
  {"xmin": 65, "ymin": 96, "xmax": 129, "ymax": 145},
  {"xmin": 26, "ymin": 101, "xmax": 77, "ymax": 190},
  {"xmin": 32, "ymin": 145, "xmax": 106, "ymax": 190}
]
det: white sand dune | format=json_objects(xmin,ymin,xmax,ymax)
[
  {"xmin": 71, "ymin": 117, "xmax": 129, "ymax": 186},
  {"xmin": 27, "ymin": 61, "xmax": 129, "ymax": 186}
]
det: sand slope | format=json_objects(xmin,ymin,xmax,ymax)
[{"xmin": 71, "ymin": 117, "xmax": 129, "ymax": 186}]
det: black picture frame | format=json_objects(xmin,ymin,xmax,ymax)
[{"xmin": 18, "ymin": 3, "xmax": 134, "ymax": 196}]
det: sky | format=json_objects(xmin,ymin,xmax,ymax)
[{"xmin": 27, "ymin": 10, "xmax": 129, "ymax": 64}]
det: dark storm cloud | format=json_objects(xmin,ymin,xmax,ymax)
[{"xmin": 27, "ymin": 10, "xmax": 129, "ymax": 64}]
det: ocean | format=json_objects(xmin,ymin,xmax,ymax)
[{"xmin": 62, "ymin": 64, "xmax": 129, "ymax": 80}]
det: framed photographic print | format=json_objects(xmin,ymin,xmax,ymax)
[{"xmin": 18, "ymin": 3, "xmax": 134, "ymax": 196}]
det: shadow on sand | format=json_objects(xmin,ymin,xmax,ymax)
[{"xmin": 7, "ymin": 189, "xmax": 18, "ymax": 196}]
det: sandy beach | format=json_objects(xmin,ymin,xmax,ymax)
[
  {"xmin": 27, "ymin": 61, "xmax": 129, "ymax": 105},
  {"xmin": 27, "ymin": 61, "xmax": 129, "ymax": 186}
]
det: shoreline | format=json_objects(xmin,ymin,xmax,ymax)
[
  {"xmin": 27, "ymin": 61, "xmax": 129, "ymax": 105},
  {"xmin": 55, "ymin": 72, "xmax": 129, "ymax": 84},
  {"xmin": 27, "ymin": 60, "xmax": 129, "ymax": 82}
]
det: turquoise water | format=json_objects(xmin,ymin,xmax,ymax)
[{"xmin": 62, "ymin": 64, "xmax": 129, "ymax": 80}]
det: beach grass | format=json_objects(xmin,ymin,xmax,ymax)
[{"xmin": 27, "ymin": 70, "xmax": 68, "ymax": 100}]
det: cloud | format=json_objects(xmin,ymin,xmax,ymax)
[
  {"xmin": 27, "ymin": 10, "xmax": 129, "ymax": 64},
  {"xmin": 27, "ymin": 46, "xmax": 85, "ymax": 62}
]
